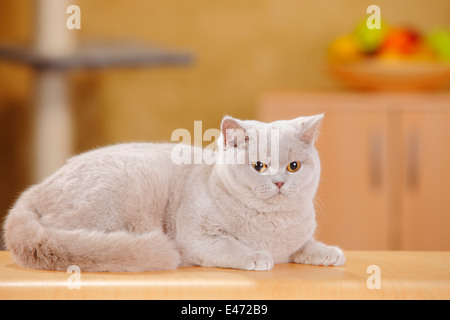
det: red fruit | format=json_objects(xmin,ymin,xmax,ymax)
[{"xmin": 380, "ymin": 28, "xmax": 422, "ymax": 55}]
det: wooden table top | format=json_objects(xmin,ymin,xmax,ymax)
[{"xmin": 0, "ymin": 251, "xmax": 449, "ymax": 299}]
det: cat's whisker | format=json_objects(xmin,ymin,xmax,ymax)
[
  {"xmin": 313, "ymin": 196, "xmax": 327, "ymax": 220},
  {"xmin": 239, "ymin": 190, "xmax": 260, "ymax": 210}
]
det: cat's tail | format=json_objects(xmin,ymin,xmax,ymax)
[{"xmin": 3, "ymin": 190, "xmax": 181, "ymax": 272}]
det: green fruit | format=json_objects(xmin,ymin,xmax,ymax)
[
  {"xmin": 354, "ymin": 19, "xmax": 388, "ymax": 53},
  {"xmin": 427, "ymin": 29, "xmax": 450, "ymax": 61}
]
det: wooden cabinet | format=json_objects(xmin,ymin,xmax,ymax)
[{"xmin": 258, "ymin": 92, "xmax": 450, "ymax": 250}]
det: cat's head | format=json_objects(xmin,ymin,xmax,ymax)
[{"xmin": 215, "ymin": 114, "xmax": 323, "ymax": 212}]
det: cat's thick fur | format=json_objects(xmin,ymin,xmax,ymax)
[{"xmin": 3, "ymin": 115, "xmax": 344, "ymax": 272}]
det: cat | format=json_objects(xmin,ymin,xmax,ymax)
[{"xmin": 3, "ymin": 114, "xmax": 345, "ymax": 272}]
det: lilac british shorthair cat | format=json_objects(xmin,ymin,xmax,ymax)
[{"xmin": 4, "ymin": 114, "xmax": 344, "ymax": 271}]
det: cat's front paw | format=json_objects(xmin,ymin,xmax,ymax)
[
  {"xmin": 242, "ymin": 251, "xmax": 274, "ymax": 271},
  {"xmin": 293, "ymin": 241, "xmax": 345, "ymax": 266}
]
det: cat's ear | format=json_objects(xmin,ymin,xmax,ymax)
[
  {"xmin": 220, "ymin": 116, "xmax": 249, "ymax": 149},
  {"xmin": 294, "ymin": 114, "xmax": 324, "ymax": 145}
]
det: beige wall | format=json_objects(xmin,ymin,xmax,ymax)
[
  {"xmin": 2, "ymin": 0, "xmax": 450, "ymax": 143},
  {"xmin": 74, "ymin": 0, "xmax": 450, "ymax": 144},
  {"xmin": 0, "ymin": 0, "xmax": 450, "ymax": 230}
]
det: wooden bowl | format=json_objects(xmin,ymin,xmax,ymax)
[{"xmin": 327, "ymin": 60, "xmax": 450, "ymax": 91}]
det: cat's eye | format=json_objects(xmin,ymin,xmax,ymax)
[
  {"xmin": 252, "ymin": 161, "xmax": 268, "ymax": 173},
  {"xmin": 286, "ymin": 161, "xmax": 301, "ymax": 172}
]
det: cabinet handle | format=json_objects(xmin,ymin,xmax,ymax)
[
  {"xmin": 369, "ymin": 132, "xmax": 383, "ymax": 189},
  {"xmin": 406, "ymin": 132, "xmax": 420, "ymax": 190}
]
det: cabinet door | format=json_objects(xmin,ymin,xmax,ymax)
[
  {"xmin": 401, "ymin": 111, "xmax": 450, "ymax": 250},
  {"xmin": 314, "ymin": 112, "xmax": 390, "ymax": 250}
]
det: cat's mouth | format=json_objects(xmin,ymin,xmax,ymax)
[
  {"xmin": 252, "ymin": 185, "xmax": 291, "ymax": 202},
  {"xmin": 261, "ymin": 189, "xmax": 287, "ymax": 202},
  {"xmin": 271, "ymin": 192, "xmax": 286, "ymax": 200}
]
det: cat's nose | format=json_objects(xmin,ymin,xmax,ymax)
[{"xmin": 274, "ymin": 182, "xmax": 284, "ymax": 189}]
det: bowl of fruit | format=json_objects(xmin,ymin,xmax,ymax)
[{"xmin": 327, "ymin": 21, "xmax": 450, "ymax": 91}]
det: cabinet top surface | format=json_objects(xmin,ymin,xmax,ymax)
[{"xmin": 259, "ymin": 91, "xmax": 450, "ymax": 114}]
